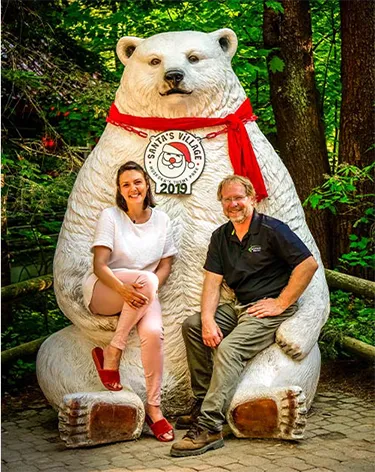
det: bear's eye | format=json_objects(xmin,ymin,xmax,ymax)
[
  {"xmin": 188, "ymin": 55, "xmax": 199, "ymax": 64},
  {"xmin": 150, "ymin": 58, "xmax": 161, "ymax": 66}
]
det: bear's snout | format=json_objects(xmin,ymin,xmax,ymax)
[{"xmin": 164, "ymin": 69, "xmax": 185, "ymax": 87}]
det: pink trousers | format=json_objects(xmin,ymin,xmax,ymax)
[{"xmin": 89, "ymin": 270, "xmax": 163, "ymax": 406}]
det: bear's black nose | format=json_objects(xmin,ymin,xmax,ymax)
[{"xmin": 164, "ymin": 69, "xmax": 185, "ymax": 86}]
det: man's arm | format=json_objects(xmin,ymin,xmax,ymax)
[
  {"xmin": 201, "ymin": 271, "xmax": 224, "ymax": 348},
  {"xmin": 247, "ymin": 256, "xmax": 318, "ymax": 318}
]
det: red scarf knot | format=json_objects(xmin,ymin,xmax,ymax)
[
  {"xmin": 226, "ymin": 114, "xmax": 241, "ymax": 131},
  {"xmin": 106, "ymin": 98, "xmax": 268, "ymax": 201}
]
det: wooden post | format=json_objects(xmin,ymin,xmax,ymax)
[
  {"xmin": 325, "ymin": 269, "xmax": 375, "ymax": 299},
  {"xmin": 1, "ymin": 274, "xmax": 53, "ymax": 302},
  {"xmin": 1, "ymin": 336, "xmax": 49, "ymax": 365}
]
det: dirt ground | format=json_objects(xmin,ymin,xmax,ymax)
[
  {"xmin": 2, "ymin": 358, "xmax": 374, "ymax": 420},
  {"xmin": 319, "ymin": 358, "xmax": 374, "ymax": 403}
]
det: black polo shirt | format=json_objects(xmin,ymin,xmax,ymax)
[{"xmin": 204, "ymin": 210, "xmax": 312, "ymax": 305}]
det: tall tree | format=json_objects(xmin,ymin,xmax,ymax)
[
  {"xmin": 339, "ymin": 0, "xmax": 374, "ymax": 171},
  {"xmin": 336, "ymin": 0, "xmax": 375, "ymax": 277},
  {"xmin": 263, "ymin": 0, "xmax": 332, "ymax": 266},
  {"xmin": 1, "ymin": 175, "xmax": 13, "ymax": 329}
]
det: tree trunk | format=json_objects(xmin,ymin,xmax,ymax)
[
  {"xmin": 1, "ymin": 336, "xmax": 49, "ymax": 365},
  {"xmin": 340, "ymin": 336, "xmax": 375, "ymax": 363},
  {"xmin": 263, "ymin": 0, "xmax": 332, "ymax": 267},
  {"xmin": 325, "ymin": 269, "xmax": 375, "ymax": 299},
  {"xmin": 1, "ymin": 172, "xmax": 13, "ymax": 328},
  {"xmin": 336, "ymin": 0, "xmax": 375, "ymax": 278},
  {"xmin": 1, "ymin": 274, "xmax": 53, "ymax": 302}
]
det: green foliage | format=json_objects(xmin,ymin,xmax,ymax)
[
  {"xmin": 2, "ymin": 154, "xmax": 76, "ymax": 216},
  {"xmin": 320, "ymin": 290, "xmax": 375, "ymax": 359},
  {"xmin": 305, "ymin": 162, "xmax": 374, "ymax": 271},
  {"xmin": 304, "ymin": 163, "xmax": 374, "ymax": 214},
  {"xmin": 2, "ymin": 69, "xmax": 47, "ymax": 90},
  {"xmin": 311, "ymin": 0, "xmax": 341, "ymax": 161},
  {"xmin": 265, "ymin": 1, "xmax": 284, "ymax": 14},
  {"xmin": 46, "ymin": 78, "xmax": 116, "ymax": 146},
  {"xmin": 4, "ymin": 359, "xmax": 36, "ymax": 385},
  {"xmin": 268, "ymin": 55, "xmax": 285, "ymax": 73},
  {"xmin": 2, "ymin": 292, "xmax": 71, "ymax": 387},
  {"xmin": 339, "ymin": 234, "xmax": 375, "ymax": 270},
  {"xmin": 2, "ymin": 293, "xmax": 69, "ymax": 350}
]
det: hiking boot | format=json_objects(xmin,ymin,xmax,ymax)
[
  {"xmin": 175, "ymin": 400, "xmax": 203, "ymax": 430},
  {"xmin": 170, "ymin": 424, "xmax": 224, "ymax": 457}
]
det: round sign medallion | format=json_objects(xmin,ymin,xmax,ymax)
[{"xmin": 144, "ymin": 130, "xmax": 205, "ymax": 194}]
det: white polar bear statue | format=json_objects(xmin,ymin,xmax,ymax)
[{"xmin": 36, "ymin": 28, "xmax": 329, "ymax": 448}]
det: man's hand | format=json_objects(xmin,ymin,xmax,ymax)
[
  {"xmin": 201, "ymin": 271, "xmax": 224, "ymax": 348},
  {"xmin": 247, "ymin": 298, "xmax": 285, "ymax": 318},
  {"xmin": 248, "ymin": 257, "xmax": 318, "ymax": 319},
  {"xmin": 202, "ymin": 320, "xmax": 223, "ymax": 348}
]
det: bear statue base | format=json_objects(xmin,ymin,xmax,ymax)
[
  {"xmin": 58, "ymin": 391, "xmax": 145, "ymax": 448},
  {"xmin": 226, "ymin": 343, "xmax": 321, "ymax": 440},
  {"xmin": 228, "ymin": 386, "xmax": 307, "ymax": 440}
]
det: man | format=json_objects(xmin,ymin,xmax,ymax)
[{"xmin": 170, "ymin": 175, "xmax": 318, "ymax": 457}]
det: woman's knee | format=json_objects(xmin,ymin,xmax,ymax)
[
  {"xmin": 137, "ymin": 271, "xmax": 159, "ymax": 299},
  {"xmin": 140, "ymin": 326, "xmax": 164, "ymax": 346}
]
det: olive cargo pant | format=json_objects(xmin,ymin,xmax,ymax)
[{"xmin": 182, "ymin": 302, "xmax": 298, "ymax": 432}]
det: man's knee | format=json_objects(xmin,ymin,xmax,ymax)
[
  {"xmin": 215, "ymin": 339, "xmax": 242, "ymax": 366},
  {"xmin": 182, "ymin": 313, "xmax": 202, "ymax": 339}
]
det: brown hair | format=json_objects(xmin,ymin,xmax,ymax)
[
  {"xmin": 217, "ymin": 175, "xmax": 256, "ymax": 201},
  {"xmin": 116, "ymin": 161, "xmax": 156, "ymax": 212}
]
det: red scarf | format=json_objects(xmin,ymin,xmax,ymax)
[{"xmin": 107, "ymin": 98, "xmax": 268, "ymax": 201}]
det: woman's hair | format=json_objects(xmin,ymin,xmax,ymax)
[
  {"xmin": 115, "ymin": 161, "xmax": 156, "ymax": 212},
  {"xmin": 217, "ymin": 175, "xmax": 256, "ymax": 201}
]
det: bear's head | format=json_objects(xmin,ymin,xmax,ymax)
[{"xmin": 115, "ymin": 29, "xmax": 245, "ymax": 118}]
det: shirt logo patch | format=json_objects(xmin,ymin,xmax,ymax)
[{"xmin": 248, "ymin": 245, "xmax": 261, "ymax": 253}]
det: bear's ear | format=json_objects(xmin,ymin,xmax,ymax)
[
  {"xmin": 116, "ymin": 36, "xmax": 144, "ymax": 66},
  {"xmin": 209, "ymin": 28, "xmax": 238, "ymax": 60}
]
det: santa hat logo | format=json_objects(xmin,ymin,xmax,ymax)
[{"xmin": 163, "ymin": 142, "xmax": 195, "ymax": 169}]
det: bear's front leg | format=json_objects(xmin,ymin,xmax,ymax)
[
  {"xmin": 37, "ymin": 325, "xmax": 147, "ymax": 447},
  {"xmin": 58, "ymin": 391, "xmax": 144, "ymax": 448},
  {"xmin": 275, "ymin": 272, "xmax": 329, "ymax": 360},
  {"xmin": 227, "ymin": 343, "xmax": 321, "ymax": 440}
]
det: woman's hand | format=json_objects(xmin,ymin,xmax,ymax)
[
  {"xmin": 93, "ymin": 246, "xmax": 148, "ymax": 309},
  {"xmin": 116, "ymin": 282, "xmax": 149, "ymax": 309}
]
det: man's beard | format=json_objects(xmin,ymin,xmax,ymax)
[
  {"xmin": 229, "ymin": 213, "xmax": 247, "ymax": 224},
  {"xmin": 226, "ymin": 206, "xmax": 251, "ymax": 224}
]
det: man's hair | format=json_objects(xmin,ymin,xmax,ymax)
[
  {"xmin": 116, "ymin": 161, "xmax": 156, "ymax": 212},
  {"xmin": 217, "ymin": 175, "xmax": 256, "ymax": 201}
]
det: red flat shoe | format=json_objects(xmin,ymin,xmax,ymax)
[
  {"xmin": 92, "ymin": 347, "xmax": 122, "ymax": 392},
  {"xmin": 145, "ymin": 414, "xmax": 174, "ymax": 442}
]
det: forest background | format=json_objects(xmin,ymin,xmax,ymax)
[{"xmin": 2, "ymin": 0, "xmax": 374, "ymax": 387}]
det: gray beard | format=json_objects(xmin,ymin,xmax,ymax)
[{"xmin": 229, "ymin": 214, "xmax": 247, "ymax": 224}]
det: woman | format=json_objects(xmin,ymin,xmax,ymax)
[{"xmin": 82, "ymin": 161, "xmax": 177, "ymax": 442}]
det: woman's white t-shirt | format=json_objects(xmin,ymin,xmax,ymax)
[{"xmin": 82, "ymin": 206, "xmax": 177, "ymax": 309}]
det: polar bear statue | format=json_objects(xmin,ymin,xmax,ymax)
[{"xmin": 36, "ymin": 29, "xmax": 329, "ymax": 448}]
